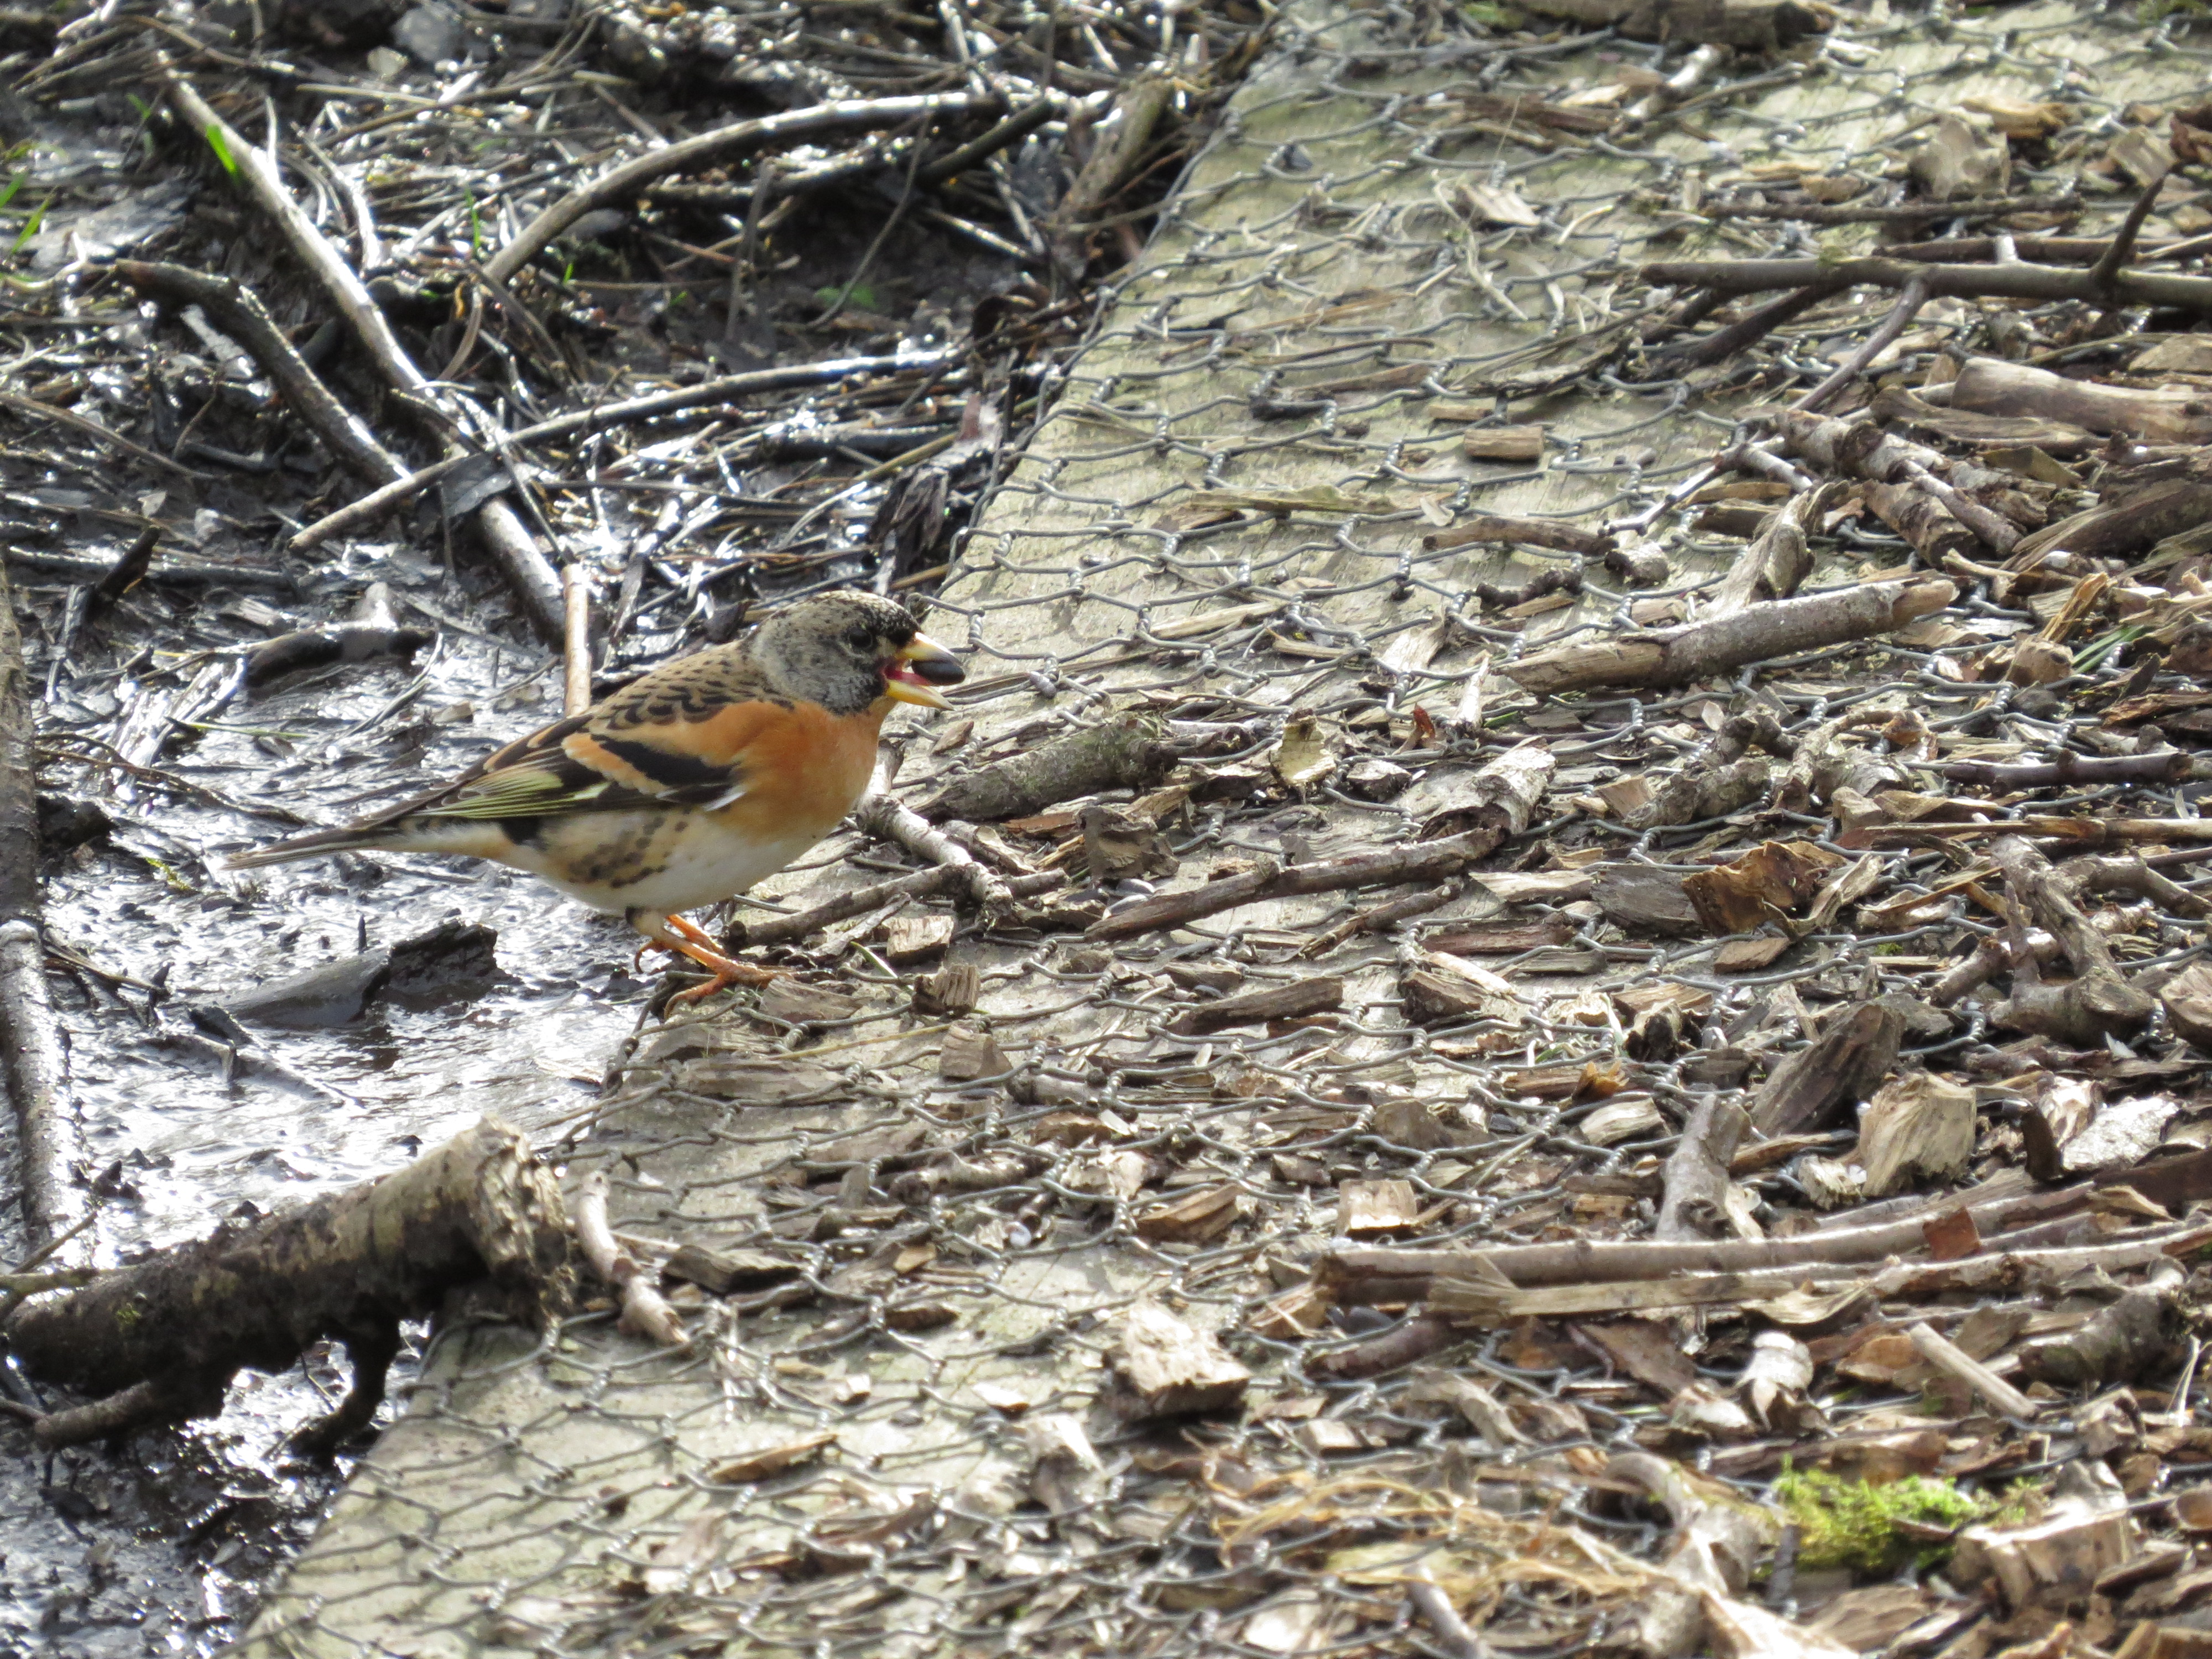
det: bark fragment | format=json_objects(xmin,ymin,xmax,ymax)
[
  {"xmin": 1747, "ymin": 998, "xmax": 1905, "ymax": 1136},
  {"xmin": 919, "ymin": 715, "xmax": 1175, "ymax": 822}
]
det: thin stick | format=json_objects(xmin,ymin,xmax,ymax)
[
  {"xmin": 855, "ymin": 795, "xmax": 1011, "ymax": 914},
  {"xmin": 159, "ymin": 60, "xmax": 425, "ymax": 398},
  {"xmin": 1792, "ymin": 273, "xmax": 1931, "ymax": 414},
  {"xmin": 1657, "ymin": 283, "xmax": 1840, "ymax": 366},
  {"xmin": 1702, "ymin": 191, "xmax": 2083, "ymax": 225},
  {"xmin": 286, "ymin": 350, "xmax": 954, "ymax": 551},
  {"xmin": 1299, "ymin": 881, "xmax": 1458, "ymax": 958},
  {"xmin": 0, "ymin": 390, "xmax": 212, "ymax": 480},
  {"xmin": 812, "ymin": 113, "xmax": 932, "ymax": 328},
  {"xmin": 0, "ymin": 555, "xmax": 81, "ymax": 1260},
  {"xmin": 1882, "ymin": 232, "xmax": 2206, "ymax": 264},
  {"xmin": 562, "ymin": 566, "xmax": 593, "ymax": 717},
  {"xmin": 917, "ymin": 97, "xmax": 1057, "ymax": 184},
  {"xmin": 1907, "ymin": 1320, "xmax": 2042, "ymax": 1418},
  {"xmin": 113, "ymin": 261, "xmax": 404, "ymax": 484},
  {"xmin": 571, "ymin": 1171, "xmax": 688, "ymax": 1348},
  {"xmin": 1643, "ymin": 254, "xmax": 2212, "ymax": 314},
  {"xmin": 2091, "ymin": 167, "xmax": 2169, "ymax": 294},
  {"xmin": 159, "ymin": 56, "xmax": 565, "ymax": 643},
  {"xmin": 487, "ymin": 92, "xmax": 1000, "ymax": 285}
]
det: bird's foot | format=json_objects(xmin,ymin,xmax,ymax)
[{"xmin": 648, "ymin": 914, "xmax": 776, "ymax": 1004}]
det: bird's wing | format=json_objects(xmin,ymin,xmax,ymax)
[{"xmin": 366, "ymin": 701, "xmax": 763, "ymax": 828}]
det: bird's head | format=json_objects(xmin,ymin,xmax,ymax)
[{"xmin": 748, "ymin": 590, "xmax": 966, "ymax": 716}]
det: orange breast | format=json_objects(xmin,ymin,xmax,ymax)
[{"xmin": 698, "ymin": 699, "xmax": 886, "ymax": 840}]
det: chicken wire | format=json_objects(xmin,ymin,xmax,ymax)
[{"xmin": 233, "ymin": 2, "xmax": 2208, "ymax": 1655}]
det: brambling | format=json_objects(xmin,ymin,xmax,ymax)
[{"xmin": 225, "ymin": 591, "xmax": 964, "ymax": 999}]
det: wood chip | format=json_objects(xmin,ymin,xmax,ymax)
[
  {"xmin": 1714, "ymin": 936, "xmax": 1792, "ymax": 972},
  {"xmin": 973, "ymin": 1382, "xmax": 1031, "ymax": 1415},
  {"xmin": 707, "ymin": 1432, "xmax": 837, "ymax": 1483},
  {"xmin": 1461, "ymin": 424, "xmax": 1546, "ymax": 461},
  {"xmin": 1339, "ymin": 1178, "xmax": 1421, "ymax": 1234},
  {"xmin": 1112, "ymin": 1300, "xmax": 1250, "ymax": 1417},
  {"xmin": 756, "ymin": 979, "xmax": 861, "ymax": 1025},
  {"xmin": 1134, "ymin": 1184, "xmax": 1240, "ymax": 1244},
  {"xmin": 939, "ymin": 1021, "xmax": 1009, "ymax": 1082},
  {"xmin": 1169, "ymin": 976, "xmax": 1343, "ymax": 1035},
  {"xmin": 662, "ymin": 1244, "xmax": 802, "ymax": 1295},
  {"xmin": 880, "ymin": 912, "xmax": 956, "ymax": 964},
  {"xmin": 1858, "ymin": 1072, "xmax": 1976, "ymax": 1196}
]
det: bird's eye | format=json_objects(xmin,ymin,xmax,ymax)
[{"xmin": 843, "ymin": 626, "xmax": 874, "ymax": 653}]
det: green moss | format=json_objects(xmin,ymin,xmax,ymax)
[{"xmin": 1773, "ymin": 1468, "xmax": 1987, "ymax": 1573}]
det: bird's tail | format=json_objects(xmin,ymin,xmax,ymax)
[{"xmin": 220, "ymin": 826, "xmax": 398, "ymax": 872}]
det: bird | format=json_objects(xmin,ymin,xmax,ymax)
[{"xmin": 223, "ymin": 590, "xmax": 966, "ymax": 1000}]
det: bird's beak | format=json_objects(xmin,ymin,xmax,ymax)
[{"xmin": 884, "ymin": 632, "xmax": 964, "ymax": 709}]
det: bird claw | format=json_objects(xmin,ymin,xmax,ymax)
[
  {"xmin": 665, "ymin": 962, "xmax": 777, "ymax": 1005},
  {"xmin": 640, "ymin": 914, "xmax": 776, "ymax": 1003}
]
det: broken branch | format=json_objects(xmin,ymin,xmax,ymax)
[
  {"xmin": 1089, "ymin": 748, "xmax": 1553, "ymax": 941},
  {"xmin": 5, "ymin": 1119, "xmax": 570, "ymax": 1450},
  {"xmin": 1503, "ymin": 578, "xmax": 1954, "ymax": 696},
  {"xmin": 571, "ymin": 1170, "xmax": 686, "ymax": 1348},
  {"xmin": 1644, "ymin": 254, "xmax": 2212, "ymax": 314}
]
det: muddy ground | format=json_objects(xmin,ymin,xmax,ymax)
[{"xmin": 0, "ymin": 0, "xmax": 1235, "ymax": 1643}]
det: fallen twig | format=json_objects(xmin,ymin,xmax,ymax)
[
  {"xmin": 1655, "ymin": 284, "xmax": 1835, "ymax": 366},
  {"xmin": 0, "ymin": 389, "xmax": 212, "ymax": 481},
  {"xmin": 160, "ymin": 57, "xmax": 564, "ymax": 643},
  {"xmin": 1766, "ymin": 409, "xmax": 2020, "ymax": 556},
  {"xmin": 1908, "ymin": 1319, "xmax": 2042, "ymax": 1418},
  {"xmin": 286, "ymin": 350, "xmax": 956, "ymax": 550},
  {"xmin": 1702, "ymin": 492, "xmax": 1814, "ymax": 620},
  {"xmin": 1990, "ymin": 834, "xmax": 2155, "ymax": 1044},
  {"xmin": 1792, "ymin": 273, "xmax": 1931, "ymax": 414},
  {"xmin": 1933, "ymin": 752, "xmax": 2191, "ymax": 790},
  {"xmin": 1048, "ymin": 72, "xmax": 1175, "ymax": 279},
  {"xmin": 918, "ymin": 714, "xmax": 1174, "ymax": 822},
  {"xmin": 1299, "ymin": 881, "xmax": 1460, "ymax": 958},
  {"xmin": 487, "ymin": 92, "xmax": 1002, "ymax": 286},
  {"xmin": 857, "ymin": 794, "xmax": 1014, "ymax": 915},
  {"xmin": 1319, "ymin": 1176, "xmax": 2157, "ymax": 1300},
  {"xmin": 0, "ymin": 558, "xmax": 79, "ymax": 1257},
  {"xmin": 1501, "ymin": 577, "xmax": 1954, "ymax": 696},
  {"xmin": 1850, "ymin": 816, "xmax": 2212, "ymax": 849},
  {"xmin": 112, "ymin": 260, "xmax": 403, "ymax": 485},
  {"xmin": 1423, "ymin": 515, "xmax": 1613, "ymax": 556},
  {"xmin": 1655, "ymin": 1096, "xmax": 1749, "ymax": 1241},
  {"xmin": 1947, "ymin": 355, "xmax": 2212, "ymax": 443},
  {"xmin": 562, "ymin": 566, "xmax": 593, "ymax": 718},
  {"xmin": 1644, "ymin": 254, "xmax": 2212, "ymax": 314},
  {"xmin": 1702, "ymin": 192, "xmax": 2083, "ymax": 225},
  {"xmin": 1089, "ymin": 748, "xmax": 1553, "ymax": 941},
  {"xmin": 571, "ymin": 1170, "xmax": 687, "ymax": 1349}
]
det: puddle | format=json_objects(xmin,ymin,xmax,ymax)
[{"xmin": 3, "ymin": 541, "xmax": 657, "ymax": 1653}]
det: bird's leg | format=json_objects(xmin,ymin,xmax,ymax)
[
  {"xmin": 664, "ymin": 914, "xmax": 727, "ymax": 952},
  {"xmin": 629, "ymin": 910, "xmax": 774, "ymax": 1003}
]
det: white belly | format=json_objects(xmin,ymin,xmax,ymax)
[{"xmin": 518, "ymin": 812, "xmax": 827, "ymax": 916}]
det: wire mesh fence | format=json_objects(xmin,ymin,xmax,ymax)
[{"xmin": 233, "ymin": 1, "xmax": 2212, "ymax": 1653}]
